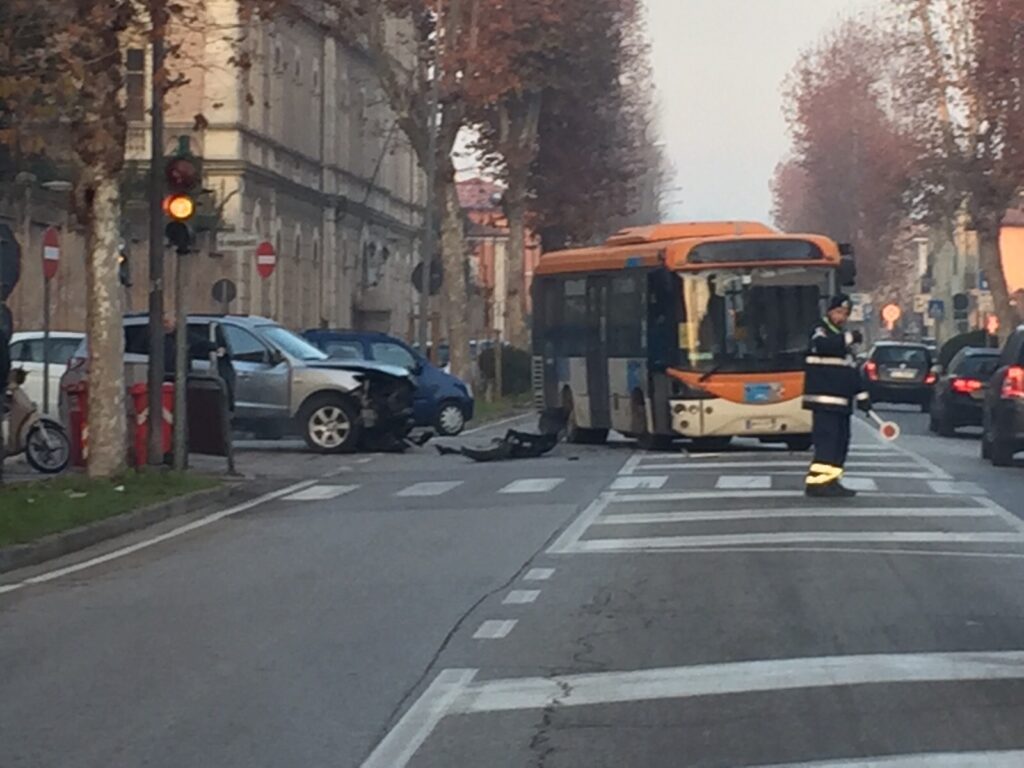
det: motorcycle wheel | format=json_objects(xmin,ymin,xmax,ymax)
[{"xmin": 25, "ymin": 420, "xmax": 71, "ymax": 474}]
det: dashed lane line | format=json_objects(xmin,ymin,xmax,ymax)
[
  {"xmin": 503, "ymin": 589, "xmax": 541, "ymax": 605},
  {"xmin": 753, "ymin": 750, "xmax": 1024, "ymax": 768},
  {"xmin": 472, "ymin": 620, "xmax": 518, "ymax": 639},
  {"xmin": 523, "ymin": 568, "xmax": 555, "ymax": 581}
]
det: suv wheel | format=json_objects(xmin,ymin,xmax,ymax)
[
  {"xmin": 299, "ymin": 394, "xmax": 361, "ymax": 454},
  {"xmin": 991, "ymin": 437, "xmax": 1016, "ymax": 468},
  {"xmin": 436, "ymin": 401, "xmax": 467, "ymax": 436}
]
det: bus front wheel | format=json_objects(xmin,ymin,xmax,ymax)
[{"xmin": 564, "ymin": 393, "xmax": 608, "ymax": 445}]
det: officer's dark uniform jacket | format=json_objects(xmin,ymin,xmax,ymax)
[{"xmin": 802, "ymin": 319, "xmax": 868, "ymax": 414}]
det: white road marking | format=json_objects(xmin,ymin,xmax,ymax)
[
  {"xmin": 581, "ymin": 545, "xmax": 1024, "ymax": 561},
  {"xmin": 716, "ymin": 475, "xmax": 772, "ymax": 490},
  {"xmin": 359, "ymin": 668, "xmax": 477, "ymax": 768},
  {"xmin": 839, "ymin": 477, "xmax": 878, "ymax": 491},
  {"xmin": 548, "ymin": 493, "xmax": 616, "ymax": 553},
  {"xmin": 754, "ymin": 750, "xmax": 1024, "ymax": 768},
  {"xmin": 283, "ymin": 484, "xmax": 357, "ymax": 501},
  {"xmin": 472, "ymin": 619, "xmax": 518, "ymax": 639},
  {"xmin": 571, "ymin": 531, "xmax": 1024, "ymax": 552},
  {"xmin": 499, "ymin": 478, "xmax": 564, "ymax": 494},
  {"xmin": 610, "ymin": 475, "xmax": 668, "ymax": 490},
  {"xmin": 523, "ymin": 568, "xmax": 555, "ymax": 581},
  {"xmin": 608, "ymin": 491, "xmax": 937, "ymax": 503},
  {"xmin": 928, "ymin": 480, "xmax": 987, "ymax": 495},
  {"xmin": 447, "ymin": 650, "xmax": 1024, "ymax": 714},
  {"xmin": 0, "ymin": 480, "xmax": 317, "ymax": 594},
  {"xmin": 617, "ymin": 453, "xmax": 644, "ymax": 476},
  {"xmin": 642, "ymin": 461, "xmax": 920, "ymax": 471},
  {"xmin": 396, "ymin": 481, "xmax": 463, "ymax": 498},
  {"xmin": 595, "ymin": 507, "xmax": 998, "ymax": 525},
  {"xmin": 503, "ymin": 590, "xmax": 541, "ymax": 605},
  {"xmin": 865, "ymin": 426, "xmax": 953, "ymax": 479},
  {"xmin": 976, "ymin": 496, "xmax": 1024, "ymax": 534}
]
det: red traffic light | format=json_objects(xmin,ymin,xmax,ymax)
[{"xmin": 165, "ymin": 157, "xmax": 199, "ymax": 192}]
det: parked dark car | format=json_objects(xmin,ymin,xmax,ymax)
[
  {"xmin": 928, "ymin": 347, "xmax": 1000, "ymax": 436},
  {"xmin": 862, "ymin": 342, "xmax": 936, "ymax": 412},
  {"xmin": 981, "ymin": 325, "xmax": 1024, "ymax": 467},
  {"xmin": 304, "ymin": 329, "xmax": 475, "ymax": 436}
]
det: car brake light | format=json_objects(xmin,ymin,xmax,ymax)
[
  {"xmin": 865, "ymin": 360, "xmax": 879, "ymax": 381},
  {"xmin": 951, "ymin": 377, "xmax": 983, "ymax": 394},
  {"xmin": 1001, "ymin": 366, "xmax": 1024, "ymax": 399},
  {"xmin": 924, "ymin": 372, "xmax": 937, "ymax": 385}
]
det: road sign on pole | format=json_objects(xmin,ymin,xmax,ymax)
[
  {"xmin": 41, "ymin": 227, "xmax": 60, "ymax": 281},
  {"xmin": 40, "ymin": 227, "xmax": 60, "ymax": 414},
  {"xmin": 256, "ymin": 240, "xmax": 276, "ymax": 279}
]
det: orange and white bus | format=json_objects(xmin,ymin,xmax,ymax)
[{"xmin": 531, "ymin": 222, "xmax": 856, "ymax": 450}]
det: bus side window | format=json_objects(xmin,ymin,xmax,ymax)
[
  {"xmin": 609, "ymin": 274, "xmax": 642, "ymax": 357},
  {"xmin": 562, "ymin": 278, "xmax": 587, "ymax": 357}
]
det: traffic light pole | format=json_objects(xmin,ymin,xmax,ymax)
[{"xmin": 147, "ymin": 13, "xmax": 166, "ymax": 466}]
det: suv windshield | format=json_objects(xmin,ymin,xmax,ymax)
[
  {"xmin": 258, "ymin": 325, "xmax": 328, "ymax": 361},
  {"xmin": 678, "ymin": 268, "xmax": 828, "ymax": 374}
]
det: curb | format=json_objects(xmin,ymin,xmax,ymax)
[{"xmin": 0, "ymin": 482, "xmax": 258, "ymax": 575}]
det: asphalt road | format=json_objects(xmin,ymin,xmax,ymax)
[{"xmin": 2, "ymin": 411, "xmax": 1024, "ymax": 767}]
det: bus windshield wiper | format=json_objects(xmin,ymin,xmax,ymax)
[{"xmin": 699, "ymin": 364, "xmax": 725, "ymax": 382}]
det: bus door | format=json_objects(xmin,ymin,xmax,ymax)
[{"xmin": 587, "ymin": 276, "xmax": 611, "ymax": 429}]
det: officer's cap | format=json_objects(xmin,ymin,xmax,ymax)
[{"xmin": 828, "ymin": 294, "xmax": 853, "ymax": 311}]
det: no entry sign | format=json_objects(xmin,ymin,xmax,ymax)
[
  {"xmin": 256, "ymin": 240, "xmax": 276, "ymax": 279},
  {"xmin": 42, "ymin": 227, "xmax": 60, "ymax": 281}
]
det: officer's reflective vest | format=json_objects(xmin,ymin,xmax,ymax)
[{"xmin": 802, "ymin": 319, "xmax": 868, "ymax": 414}]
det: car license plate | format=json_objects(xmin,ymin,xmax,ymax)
[
  {"xmin": 745, "ymin": 417, "xmax": 777, "ymax": 431},
  {"xmin": 890, "ymin": 369, "xmax": 917, "ymax": 379}
]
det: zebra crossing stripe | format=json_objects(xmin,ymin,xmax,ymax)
[
  {"xmin": 396, "ymin": 481, "xmax": 464, "ymax": 497},
  {"xmin": 283, "ymin": 485, "xmax": 358, "ymax": 501},
  {"xmin": 500, "ymin": 478, "xmax": 564, "ymax": 494},
  {"xmin": 715, "ymin": 475, "xmax": 772, "ymax": 490}
]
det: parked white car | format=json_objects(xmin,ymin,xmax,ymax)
[{"xmin": 8, "ymin": 332, "xmax": 86, "ymax": 415}]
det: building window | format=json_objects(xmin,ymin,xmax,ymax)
[{"xmin": 126, "ymin": 48, "xmax": 146, "ymax": 121}]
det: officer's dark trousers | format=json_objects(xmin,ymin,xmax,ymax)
[{"xmin": 806, "ymin": 409, "xmax": 851, "ymax": 487}]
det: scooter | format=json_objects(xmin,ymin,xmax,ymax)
[{"xmin": 3, "ymin": 368, "xmax": 71, "ymax": 474}]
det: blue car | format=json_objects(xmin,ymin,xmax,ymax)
[{"xmin": 303, "ymin": 330, "xmax": 475, "ymax": 436}]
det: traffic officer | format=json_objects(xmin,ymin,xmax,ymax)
[{"xmin": 803, "ymin": 294, "xmax": 871, "ymax": 498}]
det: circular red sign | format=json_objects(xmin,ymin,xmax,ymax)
[
  {"xmin": 255, "ymin": 240, "xmax": 276, "ymax": 279},
  {"xmin": 42, "ymin": 227, "xmax": 60, "ymax": 281}
]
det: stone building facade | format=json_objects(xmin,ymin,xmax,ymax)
[{"xmin": 3, "ymin": 1, "xmax": 424, "ymax": 337}]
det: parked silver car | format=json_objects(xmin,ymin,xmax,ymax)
[{"xmin": 60, "ymin": 314, "xmax": 415, "ymax": 453}]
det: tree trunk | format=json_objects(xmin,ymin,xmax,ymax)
[
  {"xmin": 504, "ymin": 172, "xmax": 528, "ymax": 350},
  {"xmin": 84, "ymin": 175, "xmax": 126, "ymax": 477},
  {"xmin": 439, "ymin": 169, "xmax": 471, "ymax": 382},
  {"xmin": 978, "ymin": 227, "xmax": 1018, "ymax": 341}
]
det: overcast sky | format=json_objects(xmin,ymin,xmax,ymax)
[{"xmin": 647, "ymin": 0, "xmax": 880, "ymax": 224}]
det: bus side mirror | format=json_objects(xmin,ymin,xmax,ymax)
[{"xmin": 838, "ymin": 244, "xmax": 857, "ymax": 287}]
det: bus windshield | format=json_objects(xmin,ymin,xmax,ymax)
[{"xmin": 678, "ymin": 268, "xmax": 829, "ymax": 374}]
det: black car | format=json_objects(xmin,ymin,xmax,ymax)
[
  {"xmin": 862, "ymin": 342, "xmax": 936, "ymax": 412},
  {"xmin": 928, "ymin": 347, "xmax": 1000, "ymax": 436},
  {"xmin": 981, "ymin": 326, "xmax": 1024, "ymax": 467}
]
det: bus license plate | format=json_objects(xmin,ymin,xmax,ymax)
[{"xmin": 745, "ymin": 417, "xmax": 777, "ymax": 431}]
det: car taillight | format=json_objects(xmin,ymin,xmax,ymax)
[
  {"xmin": 1001, "ymin": 366, "xmax": 1024, "ymax": 399},
  {"xmin": 951, "ymin": 377, "xmax": 983, "ymax": 394},
  {"xmin": 924, "ymin": 372, "xmax": 937, "ymax": 385},
  {"xmin": 865, "ymin": 360, "xmax": 879, "ymax": 381}
]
